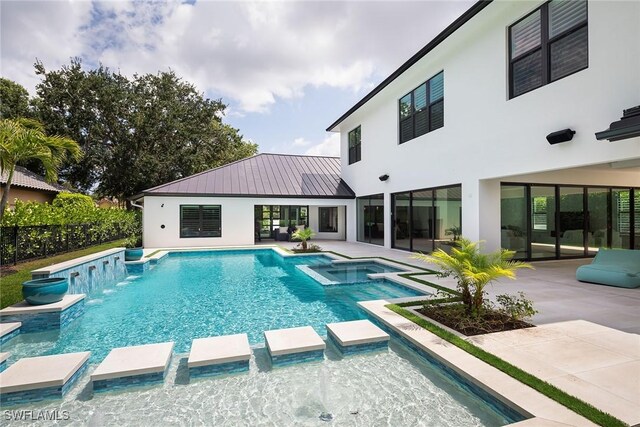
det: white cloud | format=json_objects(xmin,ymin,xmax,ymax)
[
  {"xmin": 292, "ymin": 137, "xmax": 311, "ymax": 147},
  {"xmin": 0, "ymin": 0, "xmax": 473, "ymax": 113},
  {"xmin": 305, "ymin": 133, "xmax": 340, "ymax": 157}
]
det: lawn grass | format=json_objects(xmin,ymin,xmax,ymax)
[
  {"xmin": 0, "ymin": 240, "xmax": 126, "ymax": 309},
  {"xmin": 385, "ymin": 304, "xmax": 627, "ymax": 427}
]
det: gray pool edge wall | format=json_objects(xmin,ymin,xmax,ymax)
[{"xmin": 31, "ymin": 248, "xmax": 127, "ymax": 295}]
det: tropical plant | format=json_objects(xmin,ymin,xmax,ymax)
[
  {"xmin": 291, "ymin": 227, "xmax": 315, "ymax": 250},
  {"xmin": 0, "ymin": 118, "xmax": 82, "ymax": 220},
  {"xmin": 414, "ymin": 238, "xmax": 532, "ymax": 317},
  {"xmin": 495, "ymin": 292, "xmax": 538, "ymax": 321},
  {"xmin": 445, "ymin": 225, "xmax": 462, "ymax": 241}
]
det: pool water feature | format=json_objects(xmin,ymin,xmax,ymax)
[
  {"xmin": 3, "ymin": 250, "xmax": 424, "ymax": 362},
  {"xmin": 9, "ymin": 339, "xmax": 521, "ymax": 426}
]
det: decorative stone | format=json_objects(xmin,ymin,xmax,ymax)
[
  {"xmin": 91, "ymin": 342, "xmax": 174, "ymax": 391},
  {"xmin": 188, "ymin": 334, "xmax": 251, "ymax": 378},
  {"xmin": 0, "ymin": 352, "xmax": 90, "ymax": 405},
  {"xmin": 326, "ymin": 320, "xmax": 389, "ymax": 356},
  {"xmin": 264, "ymin": 326, "xmax": 325, "ymax": 367}
]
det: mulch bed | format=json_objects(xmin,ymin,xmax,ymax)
[{"xmin": 418, "ymin": 304, "xmax": 534, "ymax": 336}]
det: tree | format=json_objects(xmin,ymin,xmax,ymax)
[
  {"xmin": 0, "ymin": 118, "xmax": 82, "ymax": 220},
  {"xmin": 0, "ymin": 78, "xmax": 31, "ymax": 119},
  {"xmin": 414, "ymin": 238, "xmax": 532, "ymax": 316},
  {"xmin": 33, "ymin": 59, "xmax": 257, "ymax": 199}
]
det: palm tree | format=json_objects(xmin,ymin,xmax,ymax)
[
  {"xmin": 291, "ymin": 227, "xmax": 315, "ymax": 250},
  {"xmin": 414, "ymin": 238, "xmax": 532, "ymax": 316},
  {"xmin": 0, "ymin": 118, "xmax": 82, "ymax": 220}
]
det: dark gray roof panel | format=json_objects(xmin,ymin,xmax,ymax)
[{"xmin": 142, "ymin": 154, "xmax": 355, "ymax": 199}]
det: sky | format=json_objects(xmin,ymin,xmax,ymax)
[{"xmin": 0, "ymin": 0, "xmax": 474, "ymax": 157}]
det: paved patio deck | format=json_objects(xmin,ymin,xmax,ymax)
[{"xmin": 268, "ymin": 240, "xmax": 640, "ymax": 334}]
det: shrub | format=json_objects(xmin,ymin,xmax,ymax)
[{"xmin": 496, "ymin": 292, "xmax": 538, "ymax": 321}]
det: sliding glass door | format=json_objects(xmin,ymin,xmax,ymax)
[{"xmin": 502, "ymin": 184, "xmax": 639, "ymax": 260}]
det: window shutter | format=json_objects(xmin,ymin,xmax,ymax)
[
  {"xmin": 413, "ymin": 84, "xmax": 427, "ymax": 111},
  {"xmin": 400, "ymin": 118, "xmax": 413, "ymax": 144},
  {"xmin": 550, "ymin": 26, "xmax": 588, "ymax": 81},
  {"xmin": 512, "ymin": 50, "xmax": 543, "ymax": 97},
  {"xmin": 180, "ymin": 206, "xmax": 201, "ymax": 237},
  {"xmin": 549, "ymin": 0, "xmax": 587, "ymax": 38},
  {"xmin": 414, "ymin": 110, "xmax": 429, "ymax": 137},
  {"xmin": 399, "ymin": 94, "xmax": 412, "ymax": 120},
  {"xmin": 429, "ymin": 72, "xmax": 444, "ymax": 103},
  {"xmin": 201, "ymin": 206, "xmax": 221, "ymax": 237},
  {"xmin": 430, "ymin": 100, "xmax": 444, "ymax": 131},
  {"xmin": 511, "ymin": 10, "xmax": 541, "ymax": 58}
]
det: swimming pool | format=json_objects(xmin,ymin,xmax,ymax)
[
  {"xmin": 307, "ymin": 261, "xmax": 403, "ymax": 284},
  {"xmin": 1, "ymin": 248, "xmax": 526, "ymax": 425},
  {"xmin": 3, "ymin": 250, "xmax": 424, "ymax": 362}
]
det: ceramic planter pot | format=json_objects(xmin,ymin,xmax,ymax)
[
  {"xmin": 125, "ymin": 248, "xmax": 144, "ymax": 261},
  {"xmin": 22, "ymin": 277, "xmax": 69, "ymax": 305}
]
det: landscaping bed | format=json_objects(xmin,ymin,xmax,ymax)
[{"xmin": 418, "ymin": 303, "xmax": 534, "ymax": 336}]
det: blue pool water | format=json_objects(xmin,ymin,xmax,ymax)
[{"xmin": 5, "ymin": 250, "xmax": 424, "ymax": 361}]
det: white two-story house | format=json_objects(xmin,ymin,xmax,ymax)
[
  {"xmin": 136, "ymin": 0, "xmax": 639, "ymax": 260},
  {"xmin": 328, "ymin": 0, "xmax": 639, "ymax": 260}
]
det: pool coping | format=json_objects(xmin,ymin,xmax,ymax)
[
  {"xmin": 31, "ymin": 248, "xmax": 124, "ymax": 276},
  {"xmin": 358, "ymin": 299, "xmax": 596, "ymax": 426}
]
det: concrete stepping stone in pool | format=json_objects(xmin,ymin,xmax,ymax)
[
  {"xmin": 188, "ymin": 334, "xmax": 251, "ymax": 378},
  {"xmin": 264, "ymin": 326, "xmax": 326, "ymax": 367},
  {"xmin": 0, "ymin": 352, "xmax": 10, "ymax": 373},
  {"xmin": 327, "ymin": 320, "xmax": 390, "ymax": 356},
  {"xmin": 91, "ymin": 342, "xmax": 174, "ymax": 392},
  {"xmin": 0, "ymin": 322, "xmax": 21, "ymax": 344},
  {"xmin": 0, "ymin": 351, "xmax": 90, "ymax": 405}
]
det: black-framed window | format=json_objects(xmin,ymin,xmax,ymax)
[
  {"xmin": 180, "ymin": 205, "xmax": 221, "ymax": 238},
  {"xmin": 319, "ymin": 207, "xmax": 338, "ymax": 232},
  {"xmin": 348, "ymin": 126, "xmax": 361, "ymax": 164},
  {"xmin": 399, "ymin": 71, "xmax": 444, "ymax": 144},
  {"xmin": 509, "ymin": 0, "xmax": 588, "ymax": 98}
]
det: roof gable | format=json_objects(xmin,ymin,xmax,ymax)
[{"xmin": 141, "ymin": 153, "xmax": 355, "ymax": 199}]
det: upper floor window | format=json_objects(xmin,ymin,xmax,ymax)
[
  {"xmin": 509, "ymin": 0, "xmax": 588, "ymax": 98},
  {"xmin": 399, "ymin": 71, "xmax": 444, "ymax": 144},
  {"xmin": 180, "ymin": 205, "xmax": 221, "ymax": 238},
  {"xmin": 348, "ymin": 126, "xmax": 361, "ymax": 164}
]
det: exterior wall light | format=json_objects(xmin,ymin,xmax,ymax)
[
  {"xmin": 546, "ymin": 128, "xmax": 575, "ymax": 145},
  {"xmin": 379, "ymin": 174, "xmax": 389, "ymax": 181}
]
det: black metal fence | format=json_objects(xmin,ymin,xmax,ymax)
[{"xmin": 0, "ymin": 223, "xmax": 127, "ymax": 266}]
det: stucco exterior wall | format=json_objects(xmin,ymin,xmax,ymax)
[
  {"xmin": 334, "ymin": 0, "xmax": 640, "ymax": 249},
  {"xmin": 0, "ymin": 187, "xmax": 57, "ymax": 207},
  {"xmin": 142, "ymin": 196, "xmax": 354, "ymax": 248}
]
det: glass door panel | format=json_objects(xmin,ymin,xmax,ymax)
[
  {"xmin": 587, "ymin": 188, "xmax": 608, "ymax": 254},
  {"xmin": 412, "ymin": 190, "xmax": 434, "ymax": 253},
  {"xmin": 357, "ymin": 198, "xmax": 368, "ymax": 243},
  {"xmin": 635, "ymin": 190, "xmax": 640, "ymax": 249},
  {"xmin": 559, "ymin": 187, "xmax": 585, "ymax": 257},
  {"xmin": 393, "ymin": 193, "xmax": 411, "ymax": 250},
  {"xmin": 370, "ymin": 195, "xmax": 385, "ymax": 246},
  {"xmin": 500, "ymin": 185, "xmax": 527, "ymax": 259},
  {"xmin": 530, "ymin": 186, "xmax": 556, "ymax": 259},
  {"xmin": 434, "ymin": 187, "xmax": 462, "ymax": 252},
  {"xmin": 612, "ymin": 189, "xmax": 631, "ymax": 249}
]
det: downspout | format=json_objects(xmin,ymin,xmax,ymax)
[{"xmin": 131, "ymin": 201, "xmax": 143, "ymax": 210}]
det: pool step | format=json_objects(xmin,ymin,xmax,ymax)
[
  {"xmin": 327, "ymin": 320, "xmax": 390, "ymax": 355},
  {"xmin": 0, "ymin": 351, "xmax": 90, "ymax": 405},
  {"xmin": 0, "ymin": 322, "xmax": 21, "ymax": 344},
  {"xmin": 91, "ymin": 342, "xmax": 174, "ymax": 391},
  {"xmin": 264, "ymin": 326, "xmax": 326, "ymax": 367},
  {"xmin": 188, "ymin": 334, "xmax": 251, "ymax": 378}
]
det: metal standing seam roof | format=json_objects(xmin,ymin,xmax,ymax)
[
  {"xmin": 0, "ymin": 166, "xmax": 65, "ymax": 193},
  {"xmin": 138, "ymin": 153, "xmax": 355, "ymax": 199}
]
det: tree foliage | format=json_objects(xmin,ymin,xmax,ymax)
[
  {"xmin": 0, "ymin": 118, "xmax": 82, "ymax": 220},
  {"xmin": 33, "ymin": 59, "xmax": 257, "ymax": 199},
  {"xmin": 0, "ymin": 78, "xmax": 31, "ymax": 119}
]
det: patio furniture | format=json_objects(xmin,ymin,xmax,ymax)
[
  {"xmin": 576, "ymin": 248, "xmax": 640, "ymax": 288},
  {"xmin": 275, "ymin": 227, "xmax": 290, "ymax": 241}
]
